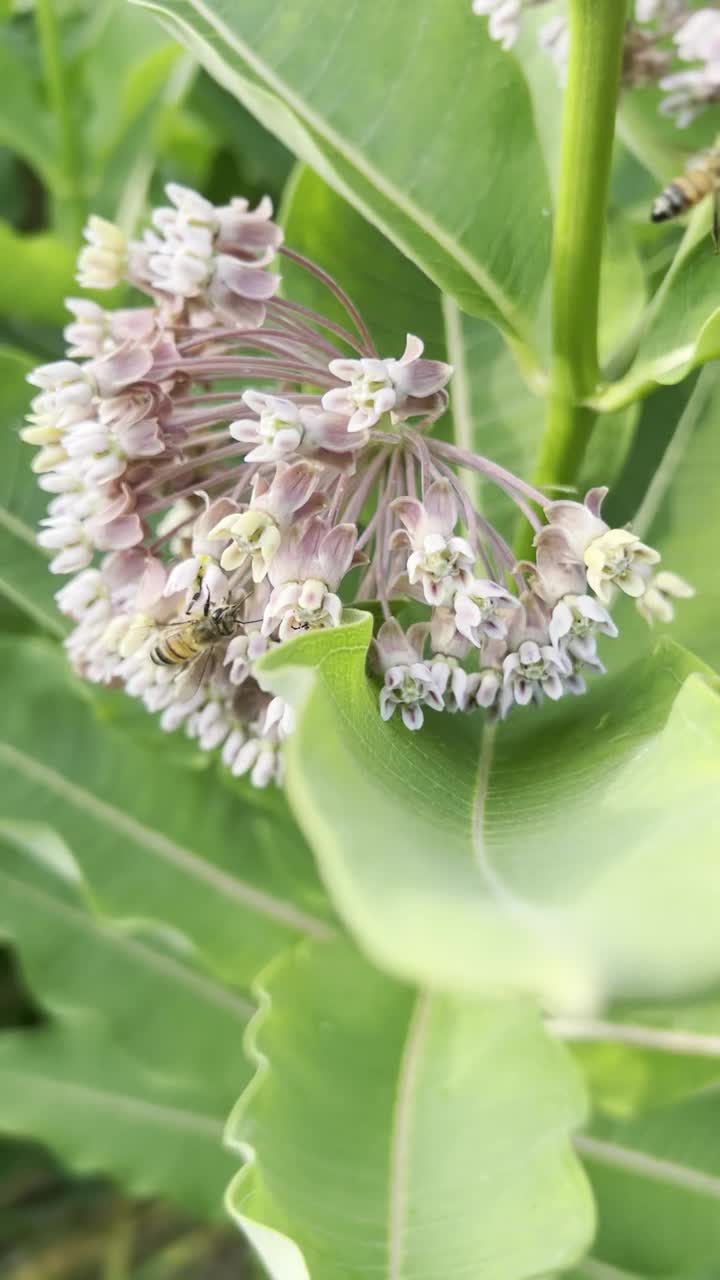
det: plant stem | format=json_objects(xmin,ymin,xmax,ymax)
[
  {"xmin": 526, "ymin": 0, "xmax": 627, "ymax": 525},
  {"xmin": 34, "ymin": 0, "xmax": 84, "ymax": 243}
]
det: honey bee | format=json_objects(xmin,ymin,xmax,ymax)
[
  {"xmin": 651, "ymin": 145, "xmax": 720, "ymax": 249},
  {"xmin": 150, "ymin": 600, "xmax": 246, "ymax": 668},
  {"xmin": 148, "ymin": 597, "xmax": 255, "ymax": 700}
]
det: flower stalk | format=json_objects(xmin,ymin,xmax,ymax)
[{"xmin": 532, "ymin": 0, "xmax": 628, "ymax": 502}]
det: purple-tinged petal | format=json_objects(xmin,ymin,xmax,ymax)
[
  {"xmin": 401, "ymin": 703, "xmax": 424, "ymax": 731},
  {"xmin": 216, "ymin": 255, "xmax": 279, "ymax": 300},
  {"xmin": 391, "ymin": 497, "xmax": 425, "ymax": 536},
  {"xmin": 585, "ymin": 486, "xmax": 608, "ymax": 519},
  {"xmin": 319, "ymin": 523, "xmax": 358, "ymax": 586},
  {"xmin": 423, "ymin": 479, "xmax": 456, "ymax": 533},
  {"xmin": 542, "ymin": 673, "xmax": 564, "ymax": 701}
]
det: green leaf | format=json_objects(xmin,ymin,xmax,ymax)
[
  {"xmin": 0, "ymin": 346, "xmax": 65, "ymax": 636},
  {"xmin": 0, "ymin": 224, "xmax": 77, "ymax": 326},
  {"xmin": 0, "ymin": 37, "xmax": 56, "ymax": 186},
  {"xmin": 567, "ymin": 998, "xmax": 720, "ymax": 1123},
  {"xmin": 0, "ymin": 1028, "xmax": 235, "ymax": 1218},
  {"xmin": 226, "ymin": 939, "xmax": 594, "ymax": 1280},
  {"xmin": 579, "ymin": 1091, "xmax": 720, "ymax": 1276},
  {"xmin": 611, "ymin": 367, "xmax": 720, "ymax": 671},
  {"xmin": 132, "ymin": 0, "xmax": 551, "ymax": 345},
  {"xmin": 0, "ymin": 636, "xmax": 335, "ymax": 986},
  {"xmin": 0, "ymin": 822, "xmax": 250, "ymax": 1215},
  {"xmin": 258, "ymin": 613, "xmax": 720, "ymax": 1013},
  {"xmin": 594, "ymin": 213, "xmax": 720, "ymax": 410},
  {"xmin": 0, "ymin": 821, "xmax": 253, "ymax": 1096},
  {"xmin": 280, "ymin": 164, "xmax": 446, "ymax": 367},
  {"xmin": 82, "ymin": 6, "xmax": 179, "ymax": 162}
]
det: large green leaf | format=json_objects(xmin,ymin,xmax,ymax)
[
  {"xmin": 580, "ymin": 1091, "xmax": 720, "ymax": 1276},
  {"xmin": 0, "ymin": 38, "xmax": 56, "ymax": 187},
  {"xmin": 0, "ymin": 636, "xmax": 335, "ymax": 986},
  {"xmin": 0, "ymin": 822, "xmax": 252, "ymax": 1097},
  {"xmin": 609, "ymin": 367, "xmax": 720, "ymax": 671},
  {"xmin": 257, "ymin": 614, "xmax": 720, "ymax": 1013},
  {"xmin": 593, "ymin": 210, "xmax": 720, "ymax": 410},
  {"xmin": 0, "ymin": 1028, "xmax": 235, "ymax": 1218},
  {"xmin": 0, "ymin": 346, "xmax": 64, "ymax": 636},
  {"xmin": 132, "ymin": 0, "xmax": 551, "ymax": 345},
  {"xmin": 0, "ymin": 823, "xmax": 249, "ymax": 1215},
  {"xmin": 226, "ymin": 939, "xmax": 593, "ymax": 1280},
  {"xmin": 0, "ymin": 229, "xmax": 77, "ymax": 328}
]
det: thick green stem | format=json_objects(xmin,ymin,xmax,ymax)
[
  {"xmin": 34, "ymin": 0, "xmax": 84, "ymax": 242},
  {"xmin": 535, "ymin": 0, "xmax": 627, "ymax": 489}
]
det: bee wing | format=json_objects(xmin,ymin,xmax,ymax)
[{"xmin": 174, "ymin": 647, "xmax": 214, "ymax": 703}]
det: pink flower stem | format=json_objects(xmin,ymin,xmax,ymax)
[
  {"xmin": 134, "ymin": 443, "xmax": 246, "ymax": 494},
  {"xmin": 342, "ymin": 448, "xmax": 390, "ymax": 523},
  {"xmin": 176, "ymin": 326, "xmax": 328, "ymax": 357},
  {"xmin": 147, "ymin": 508, "xmax": 198, "ymax": 552},
  {"xmin": 376, "ymin": 451, "xmax": 403, "ymax": 620},
  {"xmin": 176, "ymin": 430, "xmax": 242, "ymax": 448},
  {"xmin": 265, "ymin": 299, "xmax": 352, "ymax": 356},
  {"xmin": 427, "ymin": 438, "xmax": 549, "ymax": 513},
  {"xmin": 277, "ymin": 248, "xmax": 377, "ymax": 356},
  {"xmin": 231, "ymin": 463, "xmax": 260, "ymax": 502},
  {"xmin": 356, "ymin": 563, "xmax": 377, "ymax": 601},
  {"xmin": 169, "ymin": 407, "xmax": 251, "ymax": 430},
  {"xmin": 327, "ymin": 474, "xmax": 349, "ymax": 524},
  {"xmin": 140, "ymin": 466, "xmax": 248, "ymax": 514},
  {"xmin": 405, "ymin": 430, "xmax": 441, "ymax": 495},
  {"xmin": 157, "ymin": 355, "xmax": 335, "ymax": 383},
  {"xmin": 356, "ymin": 505, "xmax": 382, "ymax": 552}
]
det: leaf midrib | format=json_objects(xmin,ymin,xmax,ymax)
[
  {"xmin": 576, "ymin": 1133, "xmax": 720, "ymax": 1201},
  {"xmin": 0, "ymin": 1063, "xmax": 226, "ymax": 1138},
  {"xmin": 0, "ymin": 866, "xmax": 254, "ymax": 1021},
  {"xmin": 387, "ymin": 990, "xmax": 433, "ymax": 1280},
  {"xmin": 0, "ymin": 738, "xmax": 335, "ymax": 940}
]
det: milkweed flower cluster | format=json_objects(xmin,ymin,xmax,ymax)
[
  {"xmin": 473, "ymin": 0, "xmax": 720, "ymax": 124},
  {"xmin": 23, "ymin": 184, "xmax": 692, "ymax": 786}
]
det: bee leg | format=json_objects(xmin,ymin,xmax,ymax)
[
  {"xmin": 713, "ymin": 186, "xmax": 719, "ymax": 255},
  {"xmin": 187, "ymin": 582, "xmax": 212, "ymax": 616}
]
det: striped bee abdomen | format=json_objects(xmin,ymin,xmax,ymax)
[
  {"xmin": 651, "ymin": 166, "xmax": 716, "ymax": 223},
  {"xmin": 150, "ymin": 627, "xmax": 207, "ymax": 665}
]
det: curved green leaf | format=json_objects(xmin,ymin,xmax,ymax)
[
  {"xmin": 0, "ymin": 636, "xmax": 334, "ymax": 986},
  {"xmin": 0, "ymin": 1028, "xmax": 235, "ymax": 1218},
  {"xmin": 0, "ymin": 823, "xmax": 251, "ymax": 1215},
  {"xmin": 132, "ymin": 0, "xmax": 551, "ymax": 343},
  {"xmin": 0, "ymin": 822, "xmax": 252, "ymax": 1097},
  {"xmin": 610, "ymin": 367, "xmax": 720, "ymax": 671},
  {"xmin": 0, "ymin": 39, "xmax": 56, "ymax": 186},
  {"xmin": 258, "ymin": 613, "xmax": 720, "ymax": 1013},
  {"xmin": 580, "ymin": 1092, "xmax": 720, "ymax": 1276},
  {"xmin": 594, "ymin": 212, "xmax": 720, "ymax": 410},
  {"xmin": 226, "ymin": 939, "xmax": 593, "ymax": 1280}
]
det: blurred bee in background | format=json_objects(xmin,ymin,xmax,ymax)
[{"xmin": 650, "ymin": 143, "xmax": 720, "ymax": 250}]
